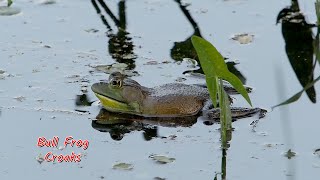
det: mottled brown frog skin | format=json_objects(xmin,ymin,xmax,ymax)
[{"xmin": 91, "ymin": 72, "xmax": 264, "ymax": 118}]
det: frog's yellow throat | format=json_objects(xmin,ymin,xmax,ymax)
[{"xmin": 94, "ymin": 93, "xmax": 140, "ymax": 114}]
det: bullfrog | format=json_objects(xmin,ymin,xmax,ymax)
[{"xmin": 91, "ymin": 72, "xmax": 265, "ymax": 119}]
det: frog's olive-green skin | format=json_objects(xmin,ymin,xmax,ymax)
[{"xmin": 91, "ymin": 72, "xmax": 264, "ymax": 118}]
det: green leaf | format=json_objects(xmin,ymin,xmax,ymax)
[
  {"xmin": 220, "ymin": 83, "xmax": 232, "ymax": 130},
  {"xmin": 315, "ymin": 1, "xmax": 320, "ymax": 65},
  {"xmin": 316, "ymin": 0, "xmax": 320, "ymax": 23},
  {"xmin": 191, "ymin": 36, "xmax": 226, "ymax": 75},
  {"xmin": 272, "ymin": 74, "xmax": 320, "ymax": 109},
  {"xmin": 221, "ymin": 72, "xmax": 252, "ymax": 106},
  {"xmin": 206, "ymin": 76, "xmax": 218, "ymax": 107},
  {"xmin": 191, "ymin": 35, "xmax": 252, "ymax": 106},
  {"xmin": 219, "ymin": 80, "xmax": 232, "ymax": 149},
  {"xmin": 7, "ymin": 0, "xmax": 13, "ymax": 7}
]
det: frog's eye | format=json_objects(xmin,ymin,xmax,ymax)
[{"xmin": 111, "ymin": 79, "xmax": 122, "ymax": 88}]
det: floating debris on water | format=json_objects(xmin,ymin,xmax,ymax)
[
  {"xmin": 0, "ymin": 6, "xmax": 21, "ymax": 16},
  {"xmin": 58, "ymin": 146, "xmax": 64, "ymax": 150},
  {"xmin": 256, "ymin": 131, "xmax": 268, "ymax": 136},
  {"xmin": 85, "ymin": 28, "xmax": 99, "ymax": 33},
  {"xmin": 144, "ymin": 61, "xmax": 158, "ymax": 65},
  {"xmin": 314, "ymin": 148, "xmax": 320, "ymax": 156},
  {"xmin": 175, "ymin": 77, "xmax": 186, "ymax": 82},
  {"xmin": 168, "ymin": 135, "xmax": 177, "ymax": 140},
  {"xmin": 39, "ymin": 0, "xmax": 56, "ymax": 5},
  {"xmin": 154, "ymin": 177, "xmax": 166, "ymax": 180},
  {"xmin": 283, "ymin": 149, "xmax": 297, "ymax": 159},
  {"xmin": 13, "ymin": 96, "xmax": 26, "ymax": 102},
  {"xmin": 32, "ymin": 69, "xmax": 41, "ymax": 73},
  {"xmin": 66, "ymin": 74, "xmax": 80, "ymax": 79},
  {"xmin": 93, "ymin": 63, "xmax": 139, "ymax": 76},
  {"xmin": 149, "ymin": 154, "xmax": 175, "ymax": 164},
  {"xmin": 195, "ymin": 8, "xmax": 208, "ymax": 14},
  {"xmin": 0, "ymin": 70, "xmax": 13, "ymax": 80},
  {"xmin": 231, "ymin": 33, "xmax": 254, "ymax": 44},
  {"xmin": 112, "ymin": 162, "xmax": 133, "ymax": 170},
  {"xmin": 34, "ymin": 108, "xmax": 90, "ymax": 115},
  {"xmin": 43, "ymin": 45, "xmax": 51, "ymax": 48},
  {"xmin": 264, "ymin": 143, "xmax": 283, "ymax": 148},
  {"xmin": 181, "ymin": 58, "xmax": 198, "ymax": 68},
  {"xmin": 144, "ymin": 60, "xmax": 173, "ymax": 65},
  {"xmin": 36, "ymin": 154, "xmax": 45, "ymax": 164}
]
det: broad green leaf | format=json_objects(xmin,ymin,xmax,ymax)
[
  {"xmin": 191, "ymin": 35, "xmax": 252, "ymax": 106},
  {"xmin": 221, "ymin": 72, "xmax": 252, "ymax": 106},
  {"xmin": 190, "ymin": 35, "xmax": 220, "ymax": 107},
  {"xmin": 191, "ymin": 36, "xmax": 226, "ymax": 75},
  {"xmin": 272, "ymin": 74, "xmax": 320, "ymax": 109}
]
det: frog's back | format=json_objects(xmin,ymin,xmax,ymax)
[{"xmin": 141, "ymin": 83, "xmax": 209, "ymax": 117}]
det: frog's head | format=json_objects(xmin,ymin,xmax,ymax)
[{"xmin": 91, "ymin": 72, "xmax": 146, "ymax": 114}]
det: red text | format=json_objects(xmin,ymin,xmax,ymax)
[
  {"xmin": 44, "ymin": 151, "xmax": 81, "ymax": 163},
  {"xmin": 64, "ymin": 136, "xmax": 89, "ymax": 150},
  {"xmin": 37, "ymin": 136, "xmax": 59, "ymax": 148}
]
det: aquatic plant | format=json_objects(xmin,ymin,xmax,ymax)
[
  {"xmin": 316, "ymin": 0, "xmax": 320, "ymax": 25},
  {"xmin": 315, "ymin": 0, "xmax": 320, "ymax": 65},
  {"xmin": 191, "ymin": 36, "xmax": 252, "ymax": 148},
  {"xmin": 272, "ymin": 75, "xmax": 320, "ymax": 109},
  {"xmin": 7, "ymin": 0, "xmax": 12, "ymax": 7},
  {"xmin": 272, "ymin": 1, "xmax": 320, "ymax": 108}
]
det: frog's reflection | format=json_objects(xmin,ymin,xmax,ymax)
[
  {"xmin": 75, "ymin": 94, "xmax": 94, "ymax": 106},
  {"xmin": 92, "ymin": 120, "xmax": 159, "ymax": 141},
  {"xmin": 92, "ymin": 109, "xmax": 198, "ymax": 141},
  {"xmin": 277, "ymin": 0, "xmax": 317, "ymax": 103},
  {"xmin": 91, "ymin": 108, "xmax": 264, "ymax": 141},
  {"xmin": 171, "ymin": 0, "xmax": 246, "ymax": 84},
  {"xmin": 91, "ymin": 0, "xmax": 136, "ymax": 70}
]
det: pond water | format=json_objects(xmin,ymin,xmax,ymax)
[{"xmin": 0, "ymin": 0, "xmax": 319, "ymax": 179}]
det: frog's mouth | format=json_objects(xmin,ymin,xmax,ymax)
[{"xmin": 91, "ymin": 83, "xmax": 138, "ymax": 113}]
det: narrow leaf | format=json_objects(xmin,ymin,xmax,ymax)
[
  {"xmin": 316, "ymin": 0, "xmax": 320, "ymax": 23},
  {"xmin": 315, "ymin": 1, "xmax": 320, "ymax": 65},
  {"xmin": 272, "ymin": 74, "xmax": 320, "ymax": 109},
  {"xmin": 206, "ymin": 76, "xmax": 218, "ymax": 107},
  {"xmin": 219, "ymin": 80, "xmax": 232, "ymax": 149},
  {"xmin": 8, "ymin": 0, "xmax": 13, "ymax": 7}
]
